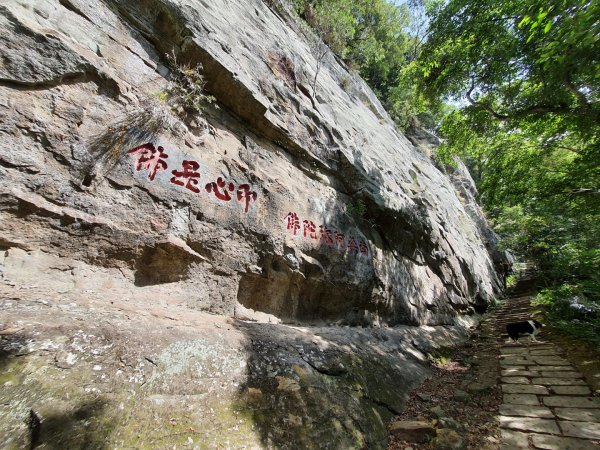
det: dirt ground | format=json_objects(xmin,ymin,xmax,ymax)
[{"xmin": 387, "ymin": 330, "xmax": 503, "ymax": 449}]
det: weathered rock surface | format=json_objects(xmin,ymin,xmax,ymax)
[
  {"xmin": 1, "ymin": 0, "xmax": 504, "ymax": 447},
  {"xmin": 1, "ymin": 0, "xmax": 501, "ymax": 325},
  {"xmin": 389, "ymin": 420, "xmax": 436, "ymax": 443},
  {"xmin": 0, "ymin": 291, "xmax": 472, "ymax": 449}
]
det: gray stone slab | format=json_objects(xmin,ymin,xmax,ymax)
[
  {"xmin": 498, "ymin": 416, "xmax": 560, "ymax": 434},
  {"xmin": 501, "ymin": 360, "xmax": 529, "ymax": 367},
  {"xmin": 535, "ymin": 365, "xmax": 577, "ymax": 371},
  {"xmin": 500, "ymin": 429, "xmax": 530, "ymax": 448},
  {"xmin": 502, "ymin": 377, "xmax": 531, "ymax": 384},
  {"xmin": 551, "ymin": 385, "xmax": 591, "ymax": 395},
  {"xmin": 529, "ymin": 349, "xmax": 561, "ymax": 356},
  {"xmin": 504, "ymin": 394, "xmax": 540, "ymax": 405},
  {"xmin": 502, "ymin": 369, "xmax": 540, "ymax": 377},
  {"xmin": 533, "ymin": 357, "xmax": 571, "ymax": 365},
  {"xmin": 540, "ymin": 371, "xmax": 583, "ymax": 379},
  {"xmin": 531, "ymin": 433, "xmax": 600, "ymax": 450},
  {"xmin": 502, "ymin": 365, "xmax": 528, "ymax": 370},
  {"xmin": 543, "ymin": 396, "xmax": 600, "ymax": 408},
  {"xmin": 499, "ymin": 404, "xmax": 554, "ymax": 419},
  {"xmin": 560, "ymin": 421, "xmax": 600, "ymax": 440},
  {"xmin": 501, "ymin": 348, "xmax": 532, "ymax": 355},
  {"xmin": 501, "ymin": 358, "xmax": 530, "ymax": 365},
  {"xmin": 527, "ymin": 344, "xmax": 556, "ymax": 350},
  {"xmin": 555, "ymin": 407, "xmax": 600, "ymax": 421},
  {"xmin": 502, "ymin": 384, "xmax": 549, "ymax": 395},
  {"xmin": 532, "ymin": 377, "xmax": 587, "ymax": 386}
]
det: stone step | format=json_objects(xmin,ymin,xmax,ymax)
[
  {"xmin": 559, "ymin": 420, "xmax": 600, "ymax": 440},
  {"xmin": 543, "ymin": 396, "xmax": 600, "ymax": 409},
  {"xmin": 555, "ymin": 407, "xmax": 600, "ymax": 422},
  {"xmin": 498, "ymin": 416, "xmax": 560, "ymax": 434},
  {"xmin": 530, "ymin": 434, "xmax": 600, "ymax": 450},
  {"xmin": 490, "ymin": 291, "xmax": 600, "ymax": 449}
]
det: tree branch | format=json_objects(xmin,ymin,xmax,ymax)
[
  {"xmin": 465, "ymin": 79, "xmax": 579, "ymax": 122},
  {"xmin": 564, "ymin": 76, "xmax": 590, "ymax": 109},
  {"xmin": 465, "ymin": 79, "xmax": 509, "ymax": 120}
]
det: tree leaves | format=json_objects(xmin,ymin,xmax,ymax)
[
  {"xmin": 419, "ymin": 0, "xmax": 600, "ymax": 305},
  {"xmin": 293, "ymin": 0, "xmax": 440, "ymax": 128}
]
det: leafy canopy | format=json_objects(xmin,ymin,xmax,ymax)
[
  {"xmin": 420, "ymin": 0, "xmax": 600, "ymax": 131},
  {"xmin": 418, "ymin": 0, "xmax": 600, "ymax": 325},
  {"xmin": 292, "ymin": 0, "xmax": 441, "ymax": 127}
]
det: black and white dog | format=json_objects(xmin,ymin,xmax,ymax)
[{"xmin": 506, "ymin": 320, "xmax": 545, "ymax": 343}]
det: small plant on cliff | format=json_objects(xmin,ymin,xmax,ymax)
[
  {"xmin": 346, "ymin": 198, "xmax": 367, "ymax": 218},
  {"xmin": 84, "ymin": 102, "xmax": 180, "ymax": 187},
  {"xmin": 161, "ymin": 51, "xmax": 215, "ymax": 116}
]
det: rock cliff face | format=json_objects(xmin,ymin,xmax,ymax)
[
  {"xmin": 1, "ymin": 0, "xmax": 500, "ymax": 325},
  {"xmin": 0, "ymin": 0, "xmax": 502, "ymax": 447}
]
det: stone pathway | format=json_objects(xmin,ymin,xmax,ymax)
[{"xmin": 494, "ymin": 295, "xmax": 600, "ymax": 449}]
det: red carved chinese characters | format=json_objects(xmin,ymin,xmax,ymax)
[
  {"xmin": 284, "ymin": 213, "xmax": 370, "ymax": 257},
  {"xmin": 126, "ymin": 143, "xmax": 258, "ymax": 213},
  {"xmin": 237, "ymin": 184, "xmax": 258, "ymax": 213},
  {"xmin": 171, "ymin": 160, "xmax": 201, "ymax": 193},
  {"xmin": 303, "ymin": 220, "xmax": 317, "ymax": 239},
  {"xmin": 127, "ymin": 143, "xmax": 168, "ymax": 181},
  {"xmin": 359, "ymin": 239, "xmax": 369, "ymax": 255},
  {"xmin": 205, "ymin": 177, "xmax": 235, "ymax": 201},
  {"xmin": 334, "ymin": 231, "xmax": 345, "ymax": 248},
  {"xmin": 285, "ymin": 212, "xmax": 300, "ymax": 235},
  {"xmin": 319, "ymin": 225, "xmax": 334, "ymax": 245},
  {"xmin": 347, "ymin": 237, "xmax": 359, "ymax": 253}
]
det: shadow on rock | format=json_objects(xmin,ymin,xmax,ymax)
[
  {"xmin": 28, "ymin": 398, "xmax": 113, "ymax": 450},
  {"xmin": 234, "ymin": 321, "xmax": 433, "ymax": 450},
  {"xmin": 0, "ymin": 332, "xmax": 30, "ymax": 372}
]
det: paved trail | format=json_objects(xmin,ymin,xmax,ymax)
[{"xmin": 491, "ymin": 295, "xmax": 600, "ymax": 449}]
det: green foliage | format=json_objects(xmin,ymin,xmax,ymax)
[
  {"xmin": 291, "ymin": 0, "xmax": 439, "ymax": 128},
  {"xmin": 151, "ymin": 90, "xmax": 169, "ymax": 103},
  {"xmin": 418, "ymin": 0, "xmax": 600, "ymax": 344},
  {"xmin": 418, "ymin": 0, "xmax": 600, "ymax": 129},
  {"xmin": 434, "ymin": 99, "xmax": 600, "ymax": 297},
  {"xmin": 346, "ymin": 198, "xmax": 367, "ymax": 217},
  {"xmin": 505, "ymin": 273, "xmax": 518, "ymax": 289},
  {"xmin": 534, "ymin": 286, "xmax": 600, "ymax": 351}
]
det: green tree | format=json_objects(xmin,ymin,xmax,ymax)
[
  {"xmin": 417, "ymin": 0, "xmax": 600, "ymax": 342},
  {"xmin": 419, "ymin": 0, "xmax": 600, "ymax": 130},
  {"xmin": 292, "ymin": 0, "xmax": 439, "ymax": 127}
]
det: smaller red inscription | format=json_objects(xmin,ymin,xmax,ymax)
[
  {"xmin": 303, "ymin": 220, "xmax": 317, "ymax": 239},
  {"xmin": 171, "ymin": 160, "xmax": 201, "ymax": 193},
  {"xmin": 334, "ymin": 231, "xmax": 345, "ymax": 248},
  {"xmin": 237, "ymin": 184, "xmax": 258, "ymax": 213},
  {"xmin": 319, "ymin": 225, "xmax": 334, "ymax": 245},
  {"xmin": 285, "ymin": 212, "xmax": 300, "ymax": 235},
  {"xmin": 205, "ymin": 177, "xmax": 235, "ymax": 201},
  {"xmin": 127, "ymin": 143, "xmax": 168, "ymax": 181},
  {"xmin": 347, "ymin": 237, "xmax": 359, "ymax": 253},
  {"xmin": 359, "ymin": 239, "xmax": 369, "ymax": 255}
]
